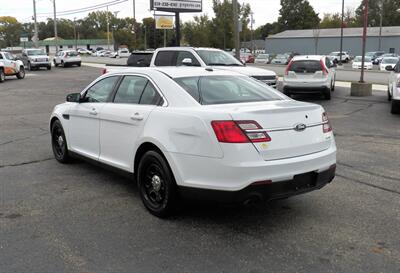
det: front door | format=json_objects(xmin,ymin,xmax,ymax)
[
  {"xmin": 99, "ymin": 75, "xmax": 163, "ymax": 171},
  {"xmin": 68, "ymin": 76, "xmax": 120, "ymax": 160}
]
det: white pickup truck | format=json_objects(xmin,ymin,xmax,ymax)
[
  {"xmin": 124, "ymin": 47, "xmax": 278, "ymax": 88},
  {"xmin": 0, "ymin": 51, "xmax": 25, "ymax": 82}
]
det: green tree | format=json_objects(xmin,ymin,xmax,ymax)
[
  {"xmin": 277, "ymin": 0, "xmax": 320, "ymax": 31},
  {"xmin": 182, "ymin": 15, "xmax": 212, "ymax": 47},
  {"xmin": 355, "ymin": 0, "xmax": 400, "ymax": 27},
  {"xmin": 320, "ymin": 13, "xmax": 342, "ymax": 29},
  {"xmin": 0, "ymin": 16, "xmax": 22, "ymax": 48},
  {"xmin": 254, "ymin": 22, "xmax": 280, "ymax": 39}
]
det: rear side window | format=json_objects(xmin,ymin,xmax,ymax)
[
  {"xmin": 67, "ymin": 51, "xmax": 78, "ymax": 57},
  {"xmin": 174, "ymin": 76, "xmax": 282, "ymax": 105},
  {"xmin": 140, "ymin": 83, "xmax": 162, "ymax": 105},
  {"xmin": 154, "ymin": 51, "xmax": 176, "ymax": 66},
  {"xmin": 289, "ymin": 60, "xmax": 322, "ymax": 73},
  {"xmin": 114, "ymin": 76, "xmax": 148, "ymax": 104}
]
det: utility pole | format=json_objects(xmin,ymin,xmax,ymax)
[
  {"xmin": 339, "ymin": 0, "xmax": 344, "ymax": 65},
  {"xmin": 106, "ymin": 6, "xmax": 110, "ymax": 50},
  {"xmin": 233, "ymin": 0, "xmax": 240, "ymax": 60},
  {"xmin": 360, "ymin": 0, "xmax": 368, "ymax": 83},
  {"xmin": 73, "ymin": 17, "xmax": 77, "ymax": 50},
  {"xmin": 32, "ymin": 0, "xmax": 39, "ymax": 48},
  {"xmin": 175, "ymin": 12, "xmax": 180, "ymax": 46},
  {"xmin": 53, "ymin": 0, "xmax": 58, "ymax": 53},
  {"xmin": 144, "ymin": 25, "xmax": 147, "ymax": 50},
  {"xmin": 379, "ymin": 0, "xmax": 384, "ymax": 51},
  {"xmin": 250, "ymin": 12, "xmax": 254, "ymax": 54},
  {"xmin": 113, "ymin": 11, "xmax": 120, "ymax": 50},
  {"xmin": 133, "ymin": 0, "xmax": 136, "ymax": 50}
]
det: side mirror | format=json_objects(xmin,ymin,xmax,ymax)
[
  {"xmin": 181, "ymin": 58, "xmax": 193, "ymax": 66},
  {"xmin": 66, "ymin": 93, "xmax": 81, "ymax": 103},
  {"xmin": 386, "ymin": 66, "xmax": 394, "ymax": 71}
]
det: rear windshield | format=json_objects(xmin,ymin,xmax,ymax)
[
  {"xmin": 127, "ymin": 53, "xmax": 153, "ymax": 67},
  {"xmin": 67, "ymin": 51, "xmax": 78, "ymax": 57},
  {"xmin": 289, "ymin": 60, "xmax": 322, "ymax": 73},
  {"xmin": 174, "ymin": 75, "xmax": 282, "ymax": 105},
  {"xmin": 354, "ymin": 56, "xmax": 372, "ymax": 62}
]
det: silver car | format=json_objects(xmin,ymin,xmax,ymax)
[{"xmin": 21, "ymin": 48, "xmax": 51, "ymax": 71}]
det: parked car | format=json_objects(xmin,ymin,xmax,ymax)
[
  {"xmin": 271, "ymin": 54, "xmax": 290, "ymax": 65},
  {"xmin": 110, "ymin": 48, "xmax": 130, "ymax": 58},
  {"xmin": 366, "ymin": 51, "xmax": 385, "ymax": 65},
  {"xmin": 380, "ymin": 57, "xmax": 399, "ymax": 71},
  {"xmin": 50, "ymin": 67, "xmax": 337, "ymax": 217},
  {"xmin": 283, "ymin": 55, "xmax": 336, "ymax": 100},
  {"xmin": 352, "ymin": 56, "xmax": 373, "ymax": 70},
  {"xmin": 91, "ymin": 50, "xmax": 106, "ymax": 57},
  {"xmin": 240, "ymin": 53, "xmax": 255, "ymax": 63},
  {"xmin": 77, "ymin": 48, "xmax": 92, "ymax": 55},
  {"xmin": 375, "ymin": 53, "xmax": 397, "ymax": 64},
  {"xmin": 21, "ymin": 48, "xmax": 51, "ymax": 71},
  {"xmin": 118, "ymin": 47, "xmax": 278, "ymax": 88},
  {"xmin": 386, "ymin": 60, "xmax": 400, "ymax": 114},
  {"xmin": 254, "ymin": 54, "xmax": 270, "ymax": 64},
  {"xmin": 328, "ymin": 51, "xmax": 350, "ymax": 63},
  {"xmin": 0, "ymin": 51, "xmax": 25, "ymax": 82},
  {"xmin": 99, "ymin": 50, "xmax": 113, "ymax": 57},
  {"xmin": 53, "ymin": 50, "xmax": 81, "ymax": 67}
]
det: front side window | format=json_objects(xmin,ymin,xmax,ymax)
[
  {"xmin": 140, "ymin": 82, "xmax": 162, "ymax": 105},
  {"xmin": 113, "ymin": 76, "xmax": 148, "ymax": 104},
  {"xmin": 84, "ymin": 76, "xmax": 119, "ymax": 103},
  {"xmin": 196, "ymin": 50, "xmax": 242, "ymax": 66},
  {"xmin": 175, "ymin": 76, "xmax": 282, "ymax": 105}
]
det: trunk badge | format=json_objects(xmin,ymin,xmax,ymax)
[{"xmin": 294, "ymin": 123, "xmax": 307, "ymax": 132}]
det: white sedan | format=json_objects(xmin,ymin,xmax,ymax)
[
  {"xmin": 387, "ymin": 60, "xmax": 400, "ymax": 114},
  {"xmin": 352, "ymin": 56, "xmax": 373, "ymax": 70},
  {"xmin": 50, "ymin": 67, "xmax": 337, "ymax": 217}
]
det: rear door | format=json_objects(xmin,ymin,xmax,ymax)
[{"xmin": 98, "ymin": 75, "xmax": 162, "ymax": 171}]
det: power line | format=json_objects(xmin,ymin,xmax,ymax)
[{"xmin": 36, "ymin": 0, "xmax": 127, "ymax": 17}]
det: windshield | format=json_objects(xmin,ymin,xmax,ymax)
[
  {"xmin": 330, "ymin": 52, "xmax": 340, "ymax": 56},
  {"xmin": 354, "ymin": 56, "xmax": 372, "ymax": 62},
  {"xmin": 67, "ymin": 51, "xmax": 79, "ymax": 57},
  {"xmin": 382, "ymin": 58, "xmax": 398, "ymax": 64},
  {"xmin": 196, "ymin": 50, "xmax": 243, "ymax": 66},
  {"xmin": 275, "ymin": 54, "xmax": 287, "ymax": 59},
  {"xmin": 257, "ymin": 54, "xmax": 268, "ymax": 59},
  {"xmin": 365, "ymin": 52, "xmax": 375, "ymax": 57},
  {"xmin": 174, "ymin": 75, "xmax": 282, "ymax": 105},
  {"xmin": 27, "ymin": 49, "xmax": 45, "ymax": 56}
]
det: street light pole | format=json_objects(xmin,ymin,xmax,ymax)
[
  {"xmin": 53, "ymin": 0, "xmax": 58, "ymax": 53},
  {"xmin": 360, "ymin": 0, "xmax": 368, "ymax": 83},
  {"xmin": 32, "ymin": 0, "xmax": 39, "ymax": 48},
  {"xmin": 379, "ymin": 0, "xmax": 383, "ymax": 51},
  {"xmin": 73, "ymin": 17, "xmax": 77, "ymax": 50},
  {"xmin": 339, "ymin": 0, "xmax": 344, "ymax": 65},
  {"xmin": 233, "ymin": 0, "xmax": 240, "ymax": 60}
]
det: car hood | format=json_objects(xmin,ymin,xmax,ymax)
[{"xmin": 217, "ymin": 66, "xmax": 276, "ymax": 76}]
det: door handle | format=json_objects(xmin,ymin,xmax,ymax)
[
  {"xmin": 89, "ymin": 108, "xmax": 97, "ymax": 116},
  {"xmin": 130, "ymin": 112, "xmax": 144, "ymax": 121}
]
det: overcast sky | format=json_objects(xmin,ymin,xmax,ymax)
[{"xmin": 3, "ymin": 0, "xmax": 362, "ymax": 27}]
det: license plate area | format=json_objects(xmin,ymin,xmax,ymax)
[{"xmin": 293, "ymin": 171, "xmax": 318, "ymax": 190}]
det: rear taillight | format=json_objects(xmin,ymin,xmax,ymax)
[
  {"xmin": 285, "ymin": 60, "xmax": 293, "ymax": 75},
  {"xmin": 322, "ymin": 112, "xmax": 332, "ymax": 133},
  {"xmin": 320, "ymin": 59, "xmax": 328, "ymax": 75},
  {"xmin": 211, "ymin": 120, "xmax": 271, "ymax": 143}
]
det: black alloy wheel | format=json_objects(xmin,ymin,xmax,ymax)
[
  {"xmin": 137, "ymin": 151, "xmax": 177, "ymax": 217},
  {"xmin": 51, "ymin": 120, "xmax": 70, "ymax": 163}
]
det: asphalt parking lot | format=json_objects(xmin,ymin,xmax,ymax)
[{"xmin": 1, "ymin": 66, "xmax": 400, "ymax": 273}]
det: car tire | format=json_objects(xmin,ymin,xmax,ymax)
[
  {"xmin": 391, "ymin": 100, "xmax": 400, "ymax": 114},
  {"xmin": 51, "ymin": 120, "xmax": 71, "ymax": 163},
  {"xmin": 54, "ymin": 60, "xmax": 59, "ymax": 67},
  {"xmin": 0, "ymin": 69, "xmax": 5, "ymax": 82},
  {"xmin": 16, "ymin": 66, "xmax": 25, "ymax": 79},
  {"xmin": 77, "ymin": 62, "xmax": 81, "ymax": 67},
  {"xmin": 137, "ymin": 150, "xmax": 178, "ymax": 218},
  {"xmin": 47, "ymin": 65, "xmax": 51, "ymax": 70},
  {"xmin": 388, "ymin": 86, "xmax": 392, "ymax": 101},
  {"xmin": 61, "ymin": 61, "xmax": 65, "ymax": 68},
  {"xmin": 323, "ymin": 88, "xmax": 331, "ymax": 100},
  {"xmin": 27, "ymin": 62, "xmax": 32, "ymax": 71}
]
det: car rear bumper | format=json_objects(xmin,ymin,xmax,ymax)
[
  {"xmin": 283, "ymin": 85, "xmax": 329, "ymax": 93},
  {"xmin": 166, "ymin": 141, "xmax": 337, "ymax": 192},
  {"xmin": 179, "ymin": 166, "xmax": 336, "ymax": 203}
]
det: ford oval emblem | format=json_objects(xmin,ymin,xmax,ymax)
[{"xmin": 294, "ymin": 123, "xmax": 307, "ymax": 132}]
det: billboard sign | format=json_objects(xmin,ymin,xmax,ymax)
[
  {"xmin": 151, "ymin": 0, "xmax": 202, "ymax": 12},
  {"xmin": 155, "ymin": 15, "xmax": 174, "ymax": 29}
]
